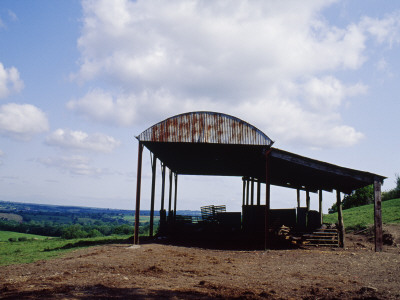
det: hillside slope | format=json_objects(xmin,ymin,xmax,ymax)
[{"xmin": 324, "ymin": 198, "xmax": 400, "ymax": 229}]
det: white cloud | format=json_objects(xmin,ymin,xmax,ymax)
[
  {"xmin": 0, "ymin": 149, "xmax": 3, "ymax": 156},
  {"xmin": 67, "ymin": 88, "xmax": 198, "ymax": 126},
  {"xmin": 67, "ymin": 89, "xmax": 136, "ymax": 126},
  {"xmin": 361, "ymin": 12, "xmax": 400, "ymax": 46},
  {"xmin": 231, "ymin": 97, "xmax": 365, "ymax": 148},
  {"xmin": 39, "ymin": 155, "xmax": 102, "ymax": 176},
  {"xmin": 70, "ymin": 0, "xmax": 400, "ymax": 148},
  {"xmin": 0, "ymin": 103, "xmax": 49, "ymax": 140},
  {"xmin": 0, "ymin": 10, "xmax": 18, "ymax": 29},
  {"xmin": 45, "ymin": 128, "xmax": 121, "ymax": 153},
  {"xmin": 376, "ymin": 58, "xmax": 387, "ymax": 71},
  {"xmin": 303, "ymin": 76, "xmax": 367, "ymax": 112},
  {"xmin": 0, "ymin": 63, "xmax": 24, "ymax": 99},
  {"xmin": 8, "ymin": 10, "xmax": 18, "ymax": 22}
]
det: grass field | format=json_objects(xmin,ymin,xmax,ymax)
[
  {"xmin": 323, "ymin": 198, "xmax": 400, "ymax": 230},
  {"xmin": 120, "ymin": 215, "xmax": 160, "ymax": 223},
  {"xmin": 0, "ymin": 235, "xmax": 132, "ymax": 266},
  {"xmin": 0, "ymin": 230, "xmax": 50, "ymax": 242}
]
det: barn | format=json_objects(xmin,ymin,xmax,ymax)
[{"xmin": 133, "ymin": 111, "xmax": 385, "ymax": 251}]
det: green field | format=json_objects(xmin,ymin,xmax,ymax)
[
  {"xmin": 323, "ymin": 198, "xmax": 400, "ymax": 230},
  {"xmin": 0, "ymin": 235, "xmax": 131, "ymax": 266},
  {"xmin": 0, "ymin": 230, "xmax": 50, "ymax": 242},
  {"xmin": 0, "ymin": 201, "xmax": 178, "ymax": 266}
]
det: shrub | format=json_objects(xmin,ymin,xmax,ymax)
[
  {"xmin": 382, "ymin": 174, "xmax": 400, "ymax": 201},
  {"xmin": 87, "ymin": 229, "xmax": 103, "ymax": 238},
  {"xmin": 342, "ymin": 185, "xmax": 374, "ymax": 209},
  {"xmin": 113, "ymin": 224, "xmax": 133, "ymax": 235},
  {"xmin": 329, "ymin": 185, "xmax": 373, "ymax": 213},
  {"xmin": 61, "ymin": 224, "xmax": 88, "ymax": 239}
]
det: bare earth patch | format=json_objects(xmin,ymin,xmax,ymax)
[{"xmin": 1, "ymin": 226, "xmax": 400, "ymax": 299}]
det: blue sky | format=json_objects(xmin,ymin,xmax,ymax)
[{"xmin": 0, "ymin": 0, "xmax": 399, "ymax": 213}]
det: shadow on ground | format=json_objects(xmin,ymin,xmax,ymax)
[
  {"xmin": 0, "ymin": 284, "xmax": 215, "ymax": 299},
  {"xmin": 0, "ymin": 282, "xmax": 384, "ymax": 300},
  {"xmin": 43, "ymin": 233, "xmax": 302, "ymax": 253},
  {"xmin": 141, "ymin": 232, "xmax": 300, "ymax": 251},
  {"xmin": 43, "ymin": 237, "xmax": 132, "ymax": 252}
]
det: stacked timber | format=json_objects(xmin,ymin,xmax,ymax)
[
  {"xmin": 277, "ymin": 225, "xmax": 291, "ymax": 238},
  {"xmin": 302, "ymin": 228, "xmax": 339, "ymax": 247},
  {"xmin": 277, "ymin": 225, "xmax": 301, "ymax": 246}
]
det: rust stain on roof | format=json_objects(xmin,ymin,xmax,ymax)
[{"xmin": 138, "ymin": 111, "xmax": 273, "ymax": 146}]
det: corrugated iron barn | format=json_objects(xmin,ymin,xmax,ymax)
[{"xmin": 134, "ymin": 111, "xmax": 386, "ymax": 251}]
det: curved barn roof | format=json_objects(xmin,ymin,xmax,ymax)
[
  {"xmin": 137, "ymin": 111, "xmax": 385, "ymax": 194},
  {"xmin": 138, "ymin": 111, "xmax": 273, "ymax": 146}
]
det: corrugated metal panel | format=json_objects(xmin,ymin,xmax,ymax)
[{"xmin": 137, "ymin": 111, "xmax": 273, "ymax": 146}]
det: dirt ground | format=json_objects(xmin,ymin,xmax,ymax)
[{"xmin": 1, "ymin": 226, "xmax": 400, "ymax": 299}]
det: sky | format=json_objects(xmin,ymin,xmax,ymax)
[{"xmin": 0, "ymin": 0, "xmax": 399, "ymax": 214}]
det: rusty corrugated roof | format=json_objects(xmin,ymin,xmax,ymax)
[
  {"xmin": 137, "ymin": 111, "xmax": 273, "ymax": 146},
  {"xmin": 136, "ymin": 111, "xmax": 385, "ymax": 193}
]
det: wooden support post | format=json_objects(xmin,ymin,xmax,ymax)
[
  {"xmin": 296, "ymin": 189, "xmax": 300, "ymax": 208},
  {"xmin": 319, "ymin": 190, "xmax": 323, "ymax": 226},
  {"xmin": 246, "ymin": 179, "xmax": 250, "ymax": 206},
  {"xmin": 174, "ymin": 173, "xmax": 178, "ymax": 220},
  {"xmin": 149, "ymin": 154, "xmax": 157, "ymax": 237},
  {"xmin": 134, "ymin": 142, "xmax": 143, "ymax": 245},
  {"xmin": 264, "ymin": 150, "xmax": 271, "ymax": 250},
  {"xmin": 242, "ymin": 177, "xmax": 245, "ymax": 206},
  {"xmin": 374, "ymin": 180, "xmax": 383, "ymax": 252},
  {"xmin": 251, "ymin": 178, "xmax": 254, "ymax": 205},
  {"xmin": 257, "ymin": 181, "xmax": 261, "ymax": 206},
  {"xmin": 336, "ymin": 190, "xmax": 345, "ymax": 248}
]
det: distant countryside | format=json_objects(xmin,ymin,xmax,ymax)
[
  {"xmin": 0, "ymin": 200, "xmax": 197, "ymax": 265},
  {"xmin": 0, "ymin": 201, "xmax": 199, "ymax": 240},
  {"xmin": 0, "ymin": 201, "xmax": 148, "ymax": 239}
]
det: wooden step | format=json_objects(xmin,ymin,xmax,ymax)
[{"xmin": 303, "ymin": 229, "xmax": 339, "ymax": 247}]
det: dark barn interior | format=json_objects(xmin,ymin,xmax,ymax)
[{"xmin": 134, "ymin": 111, "xmax": 385, "ymax": 251}]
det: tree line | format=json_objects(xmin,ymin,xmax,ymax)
[
  {"xmin": 329, "ymin": 174, "xmax": 400, "ymax": 213},
  {"xmin": 0, "ymin": 218, "xmax": 145, "ymax": 239}
]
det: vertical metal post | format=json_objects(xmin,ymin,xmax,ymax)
[
  {"xmin": 264, "ymin": 149, "xmax": 271, "ymax": 250},
  {"xmin": 168, "ymin": 169, "xmax": 173, "ymax": 217},
  {"xmin": 306, "ymin": 190, "xmax": 310, "ymax": 229},
  {"xmin": 318, "ymin": 190, "xmax": 323, "ymax": 226},
  {"xmin": 134, "ymin": 142, "xmax": 143, "ymax": 245},
  {"xmin": 242, "ymin": 177, "xmax": 246, "ymax": 206},
  {"xmin": 174, "ymin": 173, "xmax": 178, "ymax": 220},
  {"xmin": 251, "ymin": 178, "xmax": 254, "ymax": 205},
  {"xmin": 257, "ymin": 180, "xmax": 261, "ymax": 206},
  {"xmin": 159, "ymin": 163, "xmax": 166, "ymax": 233},
  {"xmin": 297, "ymin": 189, "xmax": 300, "ymax": 208},
  {"xmin": 149, "ymin": 154, "xmax": 157, "ymax": 237},
  {"xmin": 374, "ymin": 180, "xmax": 383, "ymax": 252},
  {"xmin": 336, "ymin": 190, "xmax": 344, "ymax": 248},
  {"xmin": 246, "ymin": 179, "xmax": 250, "ymax": 206},
  {"xmin": 160, "ymin": 163, "xmax": 166, "ymax": 210}
]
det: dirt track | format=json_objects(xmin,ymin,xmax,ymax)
[{"xmin": 1, "ymin": 228, "xmax": 400, "ymax": 299}]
